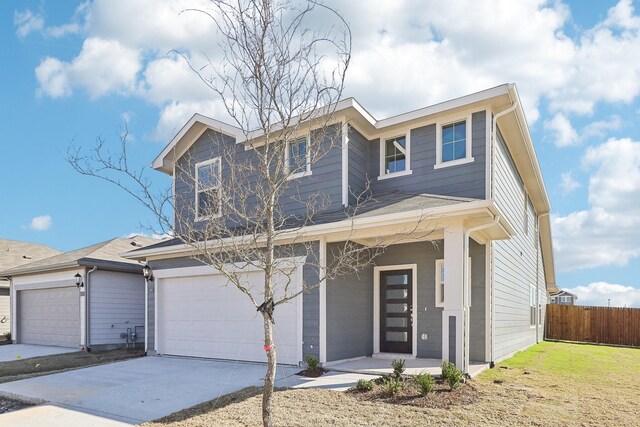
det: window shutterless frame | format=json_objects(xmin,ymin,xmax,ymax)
[
  {"xmin": 435, "ymin": 114, "xmax": 474, "ymax": 169},
  {"xmin": 285, "ymin": 136, "xmax": 312, "ymax": 179},
  {"xmin": 195, "ymin": 157, "xmax": 222, "ymax": 221},
  {"xmin": 378, "ymin": 132, "xmax": 412, "ymax": 180}
]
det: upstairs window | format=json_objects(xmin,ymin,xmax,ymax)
[
  {"xmin": 435, "ymin": 115, "xmax": 473, "ymax": 169},
  {"xmin": 379, "ymin": 133, "xmax": 411, "ymax": 179},
  {"xmin": 286, "ymin": 137, "xmax": 311, "ymax": 178},
  {"xmin": 195, "ymin": 158, "xmax": 222, "ymax": 220},
  {"xmin": 442, "ymin": 121, "xmax": 467, "ymax": 162}
]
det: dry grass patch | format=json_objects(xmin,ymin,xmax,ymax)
[
  {"xmin": 0, "ymin": 349, "xmax": 144, "ymax": 384},
  {"xmin": 144, "ymin": 342, "xmax": 640, "ymax": 427}
]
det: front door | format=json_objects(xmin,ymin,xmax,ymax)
[{"xmin": 379, "ymin": 269, "xmax": 413, "ymax": 354}]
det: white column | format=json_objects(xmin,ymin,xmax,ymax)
[
  {"xmin": 442, "ymin": 221, "xmax": 465, "ymax": 369},
  {"xmin": 79, "ymin": 288, "xmax": 86, "ymax": 348},
  {"xmin": 319, "ymin": 238, "xmax": 327, "ymax": 364}
]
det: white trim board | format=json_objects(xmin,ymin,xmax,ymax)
[{"xmin": 373, "ymin": 264, "xmax": 418, "ymax": 358}]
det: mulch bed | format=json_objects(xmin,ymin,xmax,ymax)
[
  {"xmin": 349, "ymin": 378, "xmax": 480, "ymax": 409},
  {"xmin": 0, "ymin": 396, "xmax": 32, "ymax": 414},
  {"xmin": 296, "ymin": 367, "xmax": 327, "ymax": 378}
]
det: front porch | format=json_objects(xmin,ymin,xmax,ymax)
[{"xmin": 325, "ymin": 357, "xmax": 490, "ymax": 378}]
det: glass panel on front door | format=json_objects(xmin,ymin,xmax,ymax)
[{"xmin": 380, "ymin": 269, "xmax": 413, "ymax": 354}]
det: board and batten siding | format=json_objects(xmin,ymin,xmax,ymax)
[
  {"xmin": 88, "ymin": 270, "xmax": 145, "ymax": 346},
  {"xmin": 146, "ymin": 242, "xmax": 321, "ymax": 360},
  {"xmin": 492, "ymin": 128, "xmax": 543, "ymax": 361},
  {"xmin": 174, "ymin": 126, "xmax": 343, "ymax": 234},
  {"xmin": 364, "ymin": 111, "xmax": 487, "ymax": 199},
  {"xmin": 347, "ymin": 125, "xmax": 371, "ymax": 204}
]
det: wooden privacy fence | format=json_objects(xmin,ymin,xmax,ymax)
[{"xmin": 546, "ymin": 304, "xmax": 640, "ymax": 347}]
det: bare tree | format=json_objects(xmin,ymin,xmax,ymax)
[{"xmin": 68, "ymin": 1, "xmax": 436, "ymax": 425}]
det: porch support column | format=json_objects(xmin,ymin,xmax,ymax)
[{"xmin": 442, "ymin": 220, "xmax": 465, "ymax": 370}]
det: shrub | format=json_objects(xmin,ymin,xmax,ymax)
[
  {"xmin": 391, "ymin": 359, "xmax": 406, "ymax": 379},
  {"xmin": 355, "ymin": 379, "xmax": 374, "ymax": 392},
  {"xmin": 381, "ymin": 377, "xmax": 404, "ymax": 396},
  {"xmin": 414, "ymin": 372, "xmax": 435, "ymax": 395},
  {"xmin": 2, "ymin": 331, "xmax": 10, "ymax": 341},
  {"xmin": 305, "ymin": 354, "xmax": 319, "ymax": 371},
  {"xmin": 375, "ymin": 374, "xmax": 392, "ymax": 385},
  {"xmin": 441, "ymin": 361, "xmax": 464, "ymax": 390}
]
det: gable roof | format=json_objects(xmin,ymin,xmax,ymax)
[
  {"xmin": 149, "ymin": 83, "xmax": 555, "ymax": 288},
  {"xmin": 0, "ymin": 239, "xmax": 61, "ymax": 279},
  {"xmin": 0, "ymin": 236, "xmax": 160, "ymax": 277},
  {"xmin": 550, "ymin": 290, "xmax": 577, "ymax": 299}
]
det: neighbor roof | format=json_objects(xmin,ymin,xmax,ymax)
[
  {"xmin": 550, "ymin": 290, "xmax": 578, "ymax": 299},
  {"xmin": 0, "ymin": 236, "xmax": 160, "ymax": 277},
  {"xmin": 0, "ymin": 239, "xmax": 61, "ymax": 283}
]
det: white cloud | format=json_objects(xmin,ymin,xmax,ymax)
[
  {"xmin": 565, "ymin": 282, "xmax": 640, "ymax": 308},
  {"xmin": 552, "ymin": 138, "xmax": 640, "ymax": 271},
  {"xmin": 14, "ymin": 9, "xmax": 44, "ymax": 38},
  {"xmin": 28, "ymin": 215, "xmax": 52, "ymax": 231},
  {"xmin": 581, "ymin": 115, "xmax": 623, "ymax": 140},
  {"xmin": 126, "ymin": 232, "xmax": 170, "ymax": 240},
  {"xmin": 559, "ymin": 172, "xmax": 580, "ymax": 195},
  {"xmin": 35, "ymin": 37, "xmax": 141, "ymax": 99},
  {"xmin": 23, "ymin": 0, "xmax": 640, "ymax": 141},
  {"xmin": 544, "ymin": 113, "xmax": 578, "ymax": 147}
]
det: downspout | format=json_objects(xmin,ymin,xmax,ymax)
[
  {"xmin": 491, "ymin": 99, "xmax": 519, "ymax": 199},
  {"xmin": 537, "ymin": 212, "xmax": 550, "ymax": 342},
  {"xmin": 85, "ymin": 266, "xmax": 98, "ymax": 351},
  {"xmin": 144, "ymin": 269, "xmax": 149, "ymax": 354},
  {"xmin": 462, "ymin": 212, "xmax": 500, "ymax": 374},
  {"xmin": 488, "ymin": 97, "xmax": 518, "ymax": 366}
]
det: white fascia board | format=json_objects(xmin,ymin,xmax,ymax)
[
  {"xmin": 152, "ymin": 113, "xmax": 244, "ymax": 171},
  {"xmin": 375, "ymin": 85, "xmax": 510, "ymax": 130},
  {"xmin": 123, "ymin": 200, "xmax": 497, "ymax": 259}
]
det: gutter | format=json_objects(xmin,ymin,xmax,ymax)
[{"xmin": 462, "ymin": 213, "xmax": 500, "ymax": 374}]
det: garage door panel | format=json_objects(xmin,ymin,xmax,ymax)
[
  {"xmin": 160, "ymin": 271, "xmax": 301, "ymax": 364},
  {"xmin": 19, "ymin": 287, "xmax": 79, "ymax": 347}
]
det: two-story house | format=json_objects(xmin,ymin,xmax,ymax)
[
  {"xmin": 549, "ymin": 290, "xmax": 577, "ymax": 305},
  {"xmin": 124, "ymin": 83, "xmax": 556, "ymax": 374}
]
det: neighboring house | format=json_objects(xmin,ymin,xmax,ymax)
[
  {"xmin": 549, "ymin": 290, "xmax": 577, "ymax": 305},
  {"xmin": 0, "ymin": 236, "xmax": 157, "ymax": 350},
  {"xmin": 0, "ymin": 239, "xmax": 61, "ymax": 335},
  {"xmin": 124, "ymin": 83, "xmax": 555, "ymax": 372}
]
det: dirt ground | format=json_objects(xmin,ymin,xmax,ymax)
[
  {"xmin": 0, "ymin": 348, "xmax": 144, "ymax": 384},
  {"xmin": 144, "ymin": 342, "xmax": 640, "ymax": 427}
]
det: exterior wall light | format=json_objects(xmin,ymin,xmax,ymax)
[
  {"xmin": 142, "ymin": 264, "xmax": 153, "ymax": 281},
  {"xmin": 74, "ymin": 273, "xmax": 84, "ymax": 288}
]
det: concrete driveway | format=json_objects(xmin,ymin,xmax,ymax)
[
  {"xmin": 0, "ymin": 356, "xmax": 299, "ymax": 425},
  {"xmin": 0, "ymin": 344, "xmax": 76, "ymax": 362}
]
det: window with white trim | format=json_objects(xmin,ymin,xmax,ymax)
[
  {"xmin": 435, "ymin": 115, "xmax": 473, "ymax": 169},
  {"xmin": 379, "ymin": 133, "xmax": 410, "ymax": 178},
  {"xmin": 529, "ymin": 284, "xmax": 536, "ymax": 326},
  {"xmin": 195, "ymin": 158, "xmax": 222, "ymax": 220},
  {"xmin": 286, "ymin": 136, "xmax": 311, "ymax": 178},
  {"xmin": 434, "ymin": 258, "xmax": 471, "ymax": 308}
]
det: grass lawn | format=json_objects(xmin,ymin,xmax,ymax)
[
  {"xmin": 144, "ymin": 341, "xmax": 640, "ymax": 426},
  {"xmin": 0, "ymin": 349, "xmax": 144, "ymax": 384}
]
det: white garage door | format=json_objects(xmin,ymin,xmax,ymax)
[
  {"xmin": 19, "ymin": 287, "xmax": 80, "ymax": 347},
  {"xmin": 159, "ymin": 270, "xmax": 302, "ymax": 365}
]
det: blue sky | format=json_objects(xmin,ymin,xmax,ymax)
[{"xmin": 1, "ymin": 0, "xmax": 639, "ymax": 306}]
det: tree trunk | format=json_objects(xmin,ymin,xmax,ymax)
[{"xmin": 262, "ymin": 312, "xmax": 276, "ymax": 427}]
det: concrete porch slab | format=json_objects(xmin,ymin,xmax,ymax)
[{"xmin": 325, "ymin": 357, "xmax": 489, "ymax": 378}]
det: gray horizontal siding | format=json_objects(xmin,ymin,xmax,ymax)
[
  {"xmin": 89, "ymin": 270, "xmax": 145, "ymax": 346},
  {"xmin": 367, "ymin": 111, "xmax": 487, "ymax": 199},
  {"xmin": 492, "ymin": 128, "xmax": 540, "ymax": 360},
  {"xmin": 348, "ymin": 126, "xmax": 371, "ymax": 204},
  {"xmin": 174, "ymin": 126, "xmax": 343, "ymax": 234}
]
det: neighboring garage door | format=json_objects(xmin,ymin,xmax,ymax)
[
  {"xmin": 19, "ymin": 287, "xmax": 80, "ymax": 347},
  {"xmin": 158, "ymin": 270, "xmax": 302, "ymax": 365}
]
